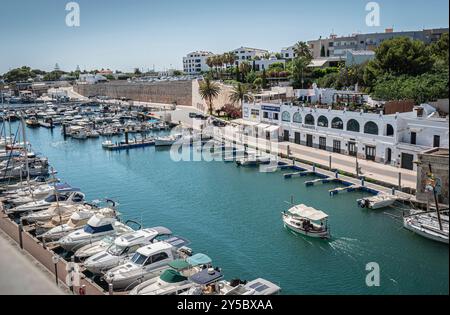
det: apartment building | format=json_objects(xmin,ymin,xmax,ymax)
[
  {"xmin": 183, "ymin": 51, "xmax": 214, "ymax": 74},
  {"xmin": 231, "ymin": 47, "xmax": 269, "ymax": 67}
]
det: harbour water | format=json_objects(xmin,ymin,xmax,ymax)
[{"xmin": 11, "ymin": 122, "xmax": 449, "ymax": 295}]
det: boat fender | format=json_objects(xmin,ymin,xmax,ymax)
[{"xmin": 78, "ymin": 286, "xmax": 86, "ymax": 296}]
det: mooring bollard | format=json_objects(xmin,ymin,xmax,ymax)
[
  {"xmin": 52, "ymin": 255, "xmax": 59, "ymax": 286},
  {"xmin": 398, "ymin": 172, "xmax": 402, "ymax": 190},
  {"xmin": 329, "ymin": 155, "xmax": 332, "ymax": 170},
  {"xmin": 392, "ymin": 187, "xmax": 396, "ymax": 196},
  {"xmin": 109, "ymin": 283, "xmax": 114, "ymax": 295},
  {"xmin": 18, "ymin": 223, "xmax": 23, "ymax": 250}
]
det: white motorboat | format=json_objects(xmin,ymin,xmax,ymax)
[
  {"xmin": 282, "ymin": 204, "xmax": 330, "ymax": 239},
  {"xmin": 182, "ymin": 269, "xmax": 281, "ymax": 295},
  {"xmin": 154, "ymin": 134, "xmax": 182, "ymax": 147},
  {"xmin": 5, "ymin": 183, "xmax": 74, "ymax": 207},
  {"xmin": 104, "ymin": 238, "xmax": 191, "ymax": 291},
  {"xmin": 6, "ymin": 188, "xmax": 85, "ymax": 215},
  {"xmin": 58, "ymin": 214, "xmax": 134, "ymax": 252},
  {"xmin": 84, "ymin": 227, "xmax": 173, "ymax": 275},
  {"xmin": 23, "ymin": 203, "xmax": 93, "ymax": 224},
  {"xmin": 236, "ymin": 155, "xmax": 271, "ymax": 167},
  {"xmin": 74, "ymin": 236, "xmax": 116, "ymax": 262},
  {"xmin": 40, "ymin": 208, "xmax": 117, "ymax": 241},
  {"xmin": 129, "ymin": 253, "xmax": 212, "ymax": 295},
  {"xmin": 404, "ymin": 212, "xmax": 449, "ymax": 244},
  {"xmin": 0, "ymin": 176, "xmax": 57, "ymax": 192},
  {"xmin": 357, "ymin": 194, "xmax": 398, "ymax": 210}
]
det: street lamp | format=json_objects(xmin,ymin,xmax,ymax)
[{"xmin": 52, "ymin": 255, "xmax": 60, "ymax": 286}]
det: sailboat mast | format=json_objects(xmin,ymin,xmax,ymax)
[
  {"xmin": 428, "ymin": 163, "xmax": 443, "ymax": 231},
  {"xmin": 20, "ymin": 114, "xmax": 31, "ymax": 184}
]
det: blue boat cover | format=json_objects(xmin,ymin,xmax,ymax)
[
  {"xmin": 186, "ymin": 253, "xmax": 212, "ymax": 266},
  {"xmin": 189, "ymin": 268, "xmax": 223, "ymax": 285}
]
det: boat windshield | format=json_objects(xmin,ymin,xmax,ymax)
[
  {"xmin": 45, "ymin": 194, "xmax": 69, "ymax": 203},
  {"xmin": 107, "ymin": 244, "xmax": 127, "ymax": 256},
  {"xmin": 84, "ymin": 224, "xmax": 114, "ymax": 234},
  {"xmin": 130, "ymin": 252, "xmax": 148, "ymax": 265}
]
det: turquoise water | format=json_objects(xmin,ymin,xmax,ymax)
[{"xmin": 10, "ymin": 123, "xmax": 450, "ymax": 295}]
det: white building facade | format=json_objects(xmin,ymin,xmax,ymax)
[
  {"xmin": 241, "ymin": 102, "xmax": 449, "ymax": 171},
  {"xmin": 232, "ymin": 47, "xmax": 269, "ymax": 67},
  {"xmin": 183, "ymin": 51, "xmax": 214, "ymax": 74}
]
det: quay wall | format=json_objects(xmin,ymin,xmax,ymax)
[
  {"xmin": 0, "ymin": 214, "xmax": 104, "ymax": 295},
  {"xmin": 74, "ymin": 81, "xmax": 193, "ymax": 106}
]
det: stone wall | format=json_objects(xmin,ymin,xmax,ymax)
[
  {"xmin": 74, "ymin": 81, "xmax": 193, "ymax": 106},
  {"xmin": 192, "ymin": 80, "xmax": 235, "ymax": 113},
  {"xmin": 416, "ymin": 148, "xmax": 449, "ymax": 205}
]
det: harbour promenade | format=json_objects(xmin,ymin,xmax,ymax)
[{"xmin": 0, "ymin": 229, "xmax": 64, "ymax": 295}]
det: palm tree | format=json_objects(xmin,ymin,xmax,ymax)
[
  {"xmin": 229, "ymin": 83, "xmax": 254, "ymax": 106},
  {"xmin": 199, "ymin": 78, "xmax": 221, "ymax": 115},
  {"xmin": 293, "ymin": 41, "xmax": 313, "ymax": 60},
  {"xmin": 239, "ymin": 62, "xmax": 252, "ymax": 81}
]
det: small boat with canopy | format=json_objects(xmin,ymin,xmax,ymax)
[{"xmin": 282, "ymin": 204, "xmax": 330, "ymax": 240}]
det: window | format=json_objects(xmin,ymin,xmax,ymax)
[
  {"xmin": 304, "ymin": 114, "xmax": 315, "ymax": 126},
  {"xmin": 347, "ymin": 119, "xmax": 360, "ymax": 133},
  {"xmin": 317, "ymin": 116, "xmax": 329, "ymax": 127},
  {"xmin": 386, "ymin": 124, "xmax": 394, "ymax": 137},
  {"xmin": 293, "ymin": 113, "xmax": 302, "ymax": 123},
  {"xmin": 331, "ymin": 118, "xmax": 344, "ymax": 130},
  {"xmin": 364, "ymin": 122, "xmax": 379, "ymax": 135},
  {"xmin": 263, "ymin": 112, "xmax": 269, "ymax": 119},
  {"xmin": 150, "ymin": 252, "xmax": 169, "ymax": 264},
  {"xmin": 251, "ymin": 109, "xmax": 259, "ymax": 116},
  {"xmin": 273, "ymin": 113, "xmax": 279, "ymax": 120},
  {"xmin": 282, "ymin": 111, "xmax": 291, "ymax": 122},
  {"xmin": 131, "ymin": 253, "xmax": 148, "ymax": 265},
  {"xmin": 434, "ymin": 135, "xmax": 441, "ymax": 148},
  {"xmin": 84, "ymin": 224, "xmax": 114, "ymax": 234}
]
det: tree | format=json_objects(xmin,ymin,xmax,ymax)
[
  {"xmin": 134, "ymin": 68, "xmax": 142, "ymax": 75},
  {"xmin": 229, "ymin": 83, "xmax": 254, "ymax": 106},
  {"xmin": 3, "ymin": 66, "xmax": 37, "ymax": 82},
  {"xmin": 290, "ymin": 57, "xmax": 311, "ymax": 89},
  {"xmin": 320, "ymin": 45, "xmax": 326, "ymax": 57},
  {"xmin": 364, "ymin": 37, "xmax": 433, "ymax": 79},
  {"xmin": 239, "ymin": 62, "xmax": 252, "ymax": 80},
  {"xmin": 293, "ymin": 41, "xmax": 313, "ymax": 60},
  {"xmin": 199, "ymin": 78, "xmax": 221, "ymax": 115},
  {"xmin": 430, "ymin": 32, "xmax": 449, "ymax": 67}
]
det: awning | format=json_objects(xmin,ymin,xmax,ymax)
[
  {"xmin": 186, "ymin": 253, "xmax": 212, "ymax": 266},
  {"xmin": 231, "ymin": 119, "xmax": 259, "ymax": 127},
  {"xmin": 265, "ymin": 125, "xmax": 280, "ymax": 133},
  {"xmin": 409, "ymin": 127, "xmax": 423, "ymax": 133},
  {"xmin": 256, "ymin": 123, "xmax": 271, "ymax": 130},
  {"xmin": 288, "ymin": 204, "xmax": 328, "ymax": 221}
]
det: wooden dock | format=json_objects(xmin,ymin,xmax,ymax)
[
  {"xmin": 305, "ymin": 177, "xmax": 341, "ymax": 187},
  {"xmin": 284, "ymin": 171, "xmax": 316, "ymax": 179},
  {"xmin": 329, "ymin": 185, "xmax": 364, "ymax": 196},
  {"xmin": 102, "ymin": 139, "xmax": 155, "ymax": 151}
]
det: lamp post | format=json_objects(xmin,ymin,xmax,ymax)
[{"xmin": 52, "ymin": 255, "xmax": 59, "ymax": 286}]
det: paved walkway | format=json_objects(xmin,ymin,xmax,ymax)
[
  {"xmin": 278, "ymin": 142, "xmax": 417, "ymax": 189},
  {"xmin": 0, "ymin": 231, "xmax": 64, "ymax": 295},
  {"xmin": 215, "ymin": 131, "xmax": 417, "ymax": 190}
]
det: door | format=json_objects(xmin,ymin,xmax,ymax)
[
  {"xmin": 366, "ymin": 146, "xmax": 376, "ymax": 161},
  {"xmin": 283, "ymin": 130, "xmax": 290, "ymax": 142},
  {"xmin": 294, "ymin": 132, "xmax": 301, "ymax": 145},
  {"xmin": 386, "ymin": 148, "xmax": 392, "ymax": 163},
  {"xmin": 306, "ymin": 135, "xmax": 313, "ymax": 148},
  {"xmin": 410, "ymin": 132, "xmax": 417, "ymax": 145},
  {"xmin": 434, "ymin": 135, "xmax": 441, "ymax": 148},
  {"xmin": 401, "ymin": 153, "xmax": 414, "ymax": 170},
  {"xmin": 319, "ymin": 137, "xmax": 327, "ymax": 150},
  {"xmin": 348, "ymin": 142, "xmax": 357, "ymax": 157},
  {"xmin": 333, "ymin": 140, "xmax": 341, "ymax": 154}
]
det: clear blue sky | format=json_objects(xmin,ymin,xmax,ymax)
[{"xmin": 0, "ymin": 0, "xmax": 448, "ymax": 73}]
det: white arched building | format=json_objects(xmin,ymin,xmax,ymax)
[{"xmin": 241, "ymin": 102, "xmax": 449, "ymax": 171}]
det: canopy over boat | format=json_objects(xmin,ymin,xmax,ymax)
[
  {"xmin": 54, "ymin": 183, "xmax": 80, "ymax": 193},
  {"xmin": 160, "ymin": 270, "xmax": 188, "ymax": 284},
  {"xmin": 189, "ymin": 268, "xmax": 223, "ymax": 285},
  {"xmin": 168, "ymin": 253, "xmax": 212, "ymax": 271},
  {"xmin": 288, "ymin": 204, "xmax": 328, "ymax": 221}
]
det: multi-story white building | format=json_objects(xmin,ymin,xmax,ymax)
[
  {"xmin": 183, "ymin": 51, "xmax": 214, "ymax": 74},
  {"xmin": 241, "ymin": 101, "xmax": 449, "ymax": 171},
  {"xmin": 231, "ymin": 47, "xmax": 269, "ymax": 67},
  {"xmin": 280, "ymin": 46, "xmax": 297, "ymax": 60},
  {"xmin": 253, "ymin": 56, "xmax": 286, "ymax": 71}
]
